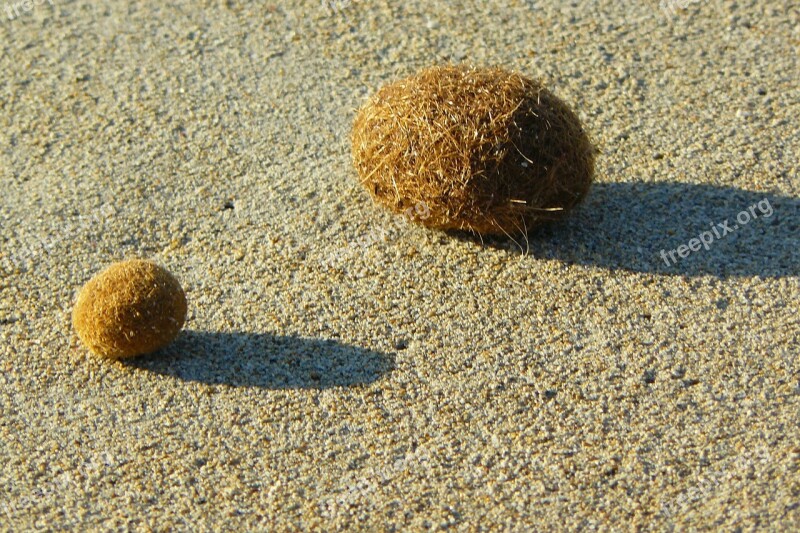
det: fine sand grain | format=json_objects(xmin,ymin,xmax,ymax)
[{"xmin": 0, "ymin": 0, "xmax": 798, "ymax": 530}]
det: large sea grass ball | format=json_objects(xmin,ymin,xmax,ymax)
[
  {"xmin": 352, "ymin": 65, "xmax": 595, "ymax": 235},
  {"xmin": 72, "ymin": 259, "xmax": 187, "ymax": 359}
]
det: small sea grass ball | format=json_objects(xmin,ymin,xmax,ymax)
[
  {"xmin": 72, "ymin": 259, "xmax": 187, "ymax": 359},
  {"xmin": 352, "ymin": 65, "xmax": 595, "ymax": 235}
]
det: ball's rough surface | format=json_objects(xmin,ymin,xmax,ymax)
[
  {"xmin": 352, "ymin": 65, "xmax": 595, "ymax": 235},
  {"xmin": 72, "ymin": 259, "xmax": 187, "ymax": 359}
]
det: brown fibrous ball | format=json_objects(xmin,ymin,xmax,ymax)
[
  {"xmin": 72, "ymin": 259, "xmax": 187, "ymax": 359},
  {"xmin": 352, "ymin": 65, "xmax": 595, "ymax": 235}
]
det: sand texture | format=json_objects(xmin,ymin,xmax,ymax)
[{"xmin": 0, "ymin": 0, "xmax": 798, "ymax": 530}]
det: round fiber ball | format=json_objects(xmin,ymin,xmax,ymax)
[
  {"xmin": 352, "ymin": 65, "xmax": 595, "ymax": 235},
  {"xmin": 72, "ymin": 259, "xmax": 187, "ymax": 359}
]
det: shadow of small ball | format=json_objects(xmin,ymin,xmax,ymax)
[
  {"xmin": 352, "ymin": 64, "xmax": 595, "ymax": 236},
  {"xmin": 72, "ymin": 259, "xmax": 187, "ymax": 359}
]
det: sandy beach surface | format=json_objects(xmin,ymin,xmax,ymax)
[{"xmin": 1, "ymin": 0, "xmax": 798, "ymax": 530}]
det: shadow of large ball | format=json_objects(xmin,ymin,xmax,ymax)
[{"xmin": 352, "ymin": 65, "xmax": 595, "ymax": 236}]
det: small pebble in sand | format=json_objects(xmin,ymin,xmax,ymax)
[{"xmin": 72, "ymin": 259, "xmax": 187, "ymax": 359}]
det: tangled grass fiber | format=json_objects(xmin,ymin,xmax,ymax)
[
  {"xmin": 352, "ymin": 65, "xmax": 595, "ymax": 236},
  {"xmin": 72, "ymin": 259, "xmax": 187, "ymax": 359}
]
